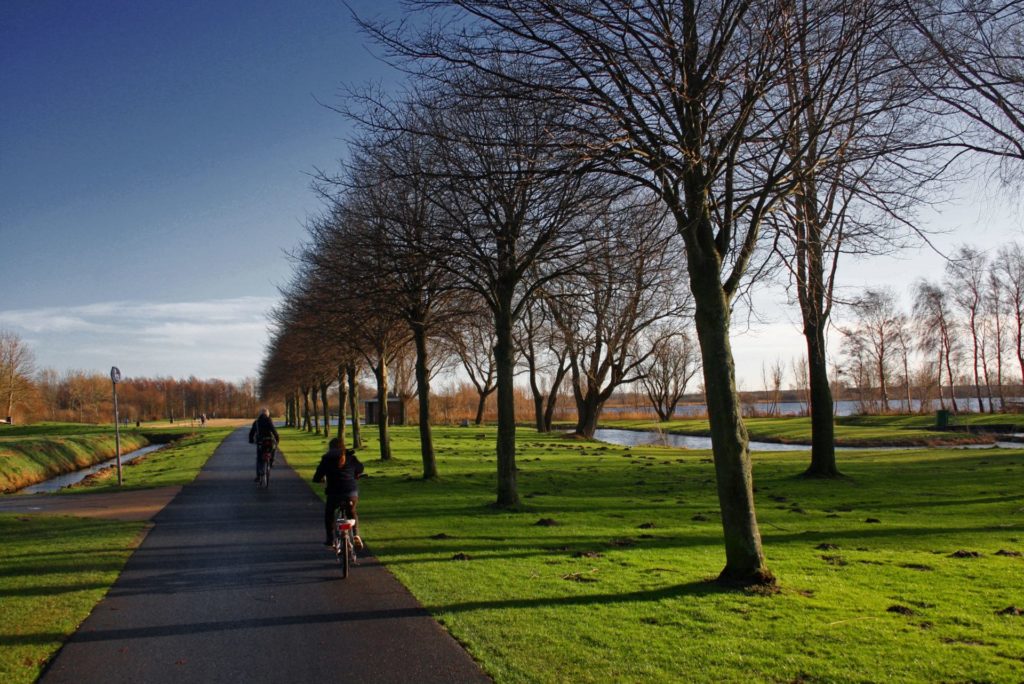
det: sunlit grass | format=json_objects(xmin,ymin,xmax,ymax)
[
  {"xmin": 0, "ymin": 515, "xmax": 146, "ymax": 684},
  {"xmin": 0, "ymin": 428, "xmax": 231, "ymax": 682},
  {"xmin": 289, "ymin": 424, "xmax": 1024, "ymax": 683}
]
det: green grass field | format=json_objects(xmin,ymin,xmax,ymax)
[
  {"xmin": 0, "ymin": 515, "xmax": 147, "ymax": 684},
  {"xmin": 0, "ymin": 426, "xmax": 231, "ymax": 683},
  {"xmin": 290, "ymin": 425, "xmax": 1024, "ymax": 683}
]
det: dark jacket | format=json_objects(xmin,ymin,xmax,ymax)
[
  {"xmin": 313, "ymin": 448, "xmax": 364, "ymax": 496},
  {"xmin": 248, "ymin": 415, "xmax": 280, "ymax": 444}
]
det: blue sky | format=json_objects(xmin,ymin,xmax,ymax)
[
  {"xmin": 0, "ymin": 0, "xmax": 401, "ymax": 380},
  {"xmin": 0, "ymin": 1, "xmax": 1020, "ymax": 385}
]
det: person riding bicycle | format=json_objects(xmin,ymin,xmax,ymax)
[
  {"xmin": 248, "ymin": 408, "xmax": 279, "ymax": 482},
  {"xmin": 313, "ymin": 438, "xmax": 364, "ymax": 548}
]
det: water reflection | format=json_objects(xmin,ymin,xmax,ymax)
[
  {"xmin": 591, "ymin": 428, "xmax": 1019, "ymax": 452},
  {"xmin": 591, "ymin": 428, "xmax": 810, "ymax": 451}
]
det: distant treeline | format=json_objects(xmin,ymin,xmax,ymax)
[{"xmin": 14, "ymin": 370, "xmax": 260, "ymax": 424}]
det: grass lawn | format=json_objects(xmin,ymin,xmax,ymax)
[
  {"xmin": 0, "ymin": 426, "xmax": 232, "ymax": 683},
  {"xmin": 603, "ymin": 415, "xmax": 996, "ymax": 446},
  {"xmin": 0, "ymin": 515, "xmax": 147, "ymax": 684},
  {"xmin": 289, "ymin": 425, "xmax": 1024, "ymax": 683}
]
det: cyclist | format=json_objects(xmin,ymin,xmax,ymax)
[
  {"xmin": 248, "ymin": 408, "xmax": 279, "ymax": 482},
  {"xmin": 313, "ymin": 438, "xmax": 364, "ymax": 548}
]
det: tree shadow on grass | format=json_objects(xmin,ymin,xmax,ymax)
[
  {"xmin": 1, "ymin": 581, "xmax": 731, "ymax": 648},
  {"xmin": 424, "ymin": 580, "xmax": 736, "ymax": 616}
]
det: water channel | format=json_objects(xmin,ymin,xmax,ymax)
[
  {"xmin": 17, "ymin": 443, "xmax": 169, "ymax": 494},
  {"xmin": 591, "ymin": 428, "xmax": 1021, "ymax": 451}
]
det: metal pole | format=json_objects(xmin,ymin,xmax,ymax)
[
  {"xmin": 111, "ymin": 367, "xmax": 122, "ymax": 486},
  {"xmin": 113, "ymin": 382, "xmax": 122, "ymax": 485}
]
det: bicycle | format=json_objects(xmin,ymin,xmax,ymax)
[
  {"xmin": 257, "ymin": 438, "xmax": 275, "ymax": 489},
  {"xmin": 332, "ymin": 501, "xmax": 358, "ymax": 578}
]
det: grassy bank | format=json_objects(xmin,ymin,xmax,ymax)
[
  {"xmin": 289, "ymin": 425, "xmax": 1023, "ymax": 683},
  {"xmin": 0, "ymin": 515, "xmax": 146, "ymax": 684},
  {"xmin": 600, "ymin": 415, "xmax": 996, "ymax": 447},
  {"xmin": 0, "ymin": 425, "xmax": 150, "ymax": 493},
  {"xmin": 0, "ymin": 427, "xmax": 232, "ymax": 683},
  {"xmin": 63, "ymin": 427, "xmax": 235, "ymax": 493},
  {"xmin": 0, "ymin": 423, "xmax": 236, "ymax": 493}
]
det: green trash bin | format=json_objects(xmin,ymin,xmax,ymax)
[{"xmin": 936, "ymin": 409, "xmax": 950, "ymax": 429}]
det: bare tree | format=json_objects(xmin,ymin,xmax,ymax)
[
  {"xmin": 913, "ymin": 279, "xmax": 962, "ymax": 412},
  {"xmin": 946, "ymin": 245, "xmax": 990, "ymax": 412},
  {"xmin": 371, "ymin": 0, "xmax": 829, "ymax": 585},
  {"xmin": 639, "ymin": 328, "xmax": 701, "ymax": 422},
  {"xmin": 761, "ymin": 359, "xmax": 786, "ymax": 417},
  {"xmin": 386, "ymin": 67, "xmax": 605, "ymax": 507},
  {"xmin": 0, "ymin": 330, "xmax": 36, "ymax": 422},
  {"xmin": 770, "ymin": 0, "xmax": 941, "ymax": 475},
  {"xmin": 443, "ymin": 310, "xmax": 499, "ymax": 426},
  {"xmin": 902, "ymin": 0, "xmax": 1024, "ymax": 181},
  {"xmin": 993, "ymin": 241, "xmax": 1024, "ymax": 385},
  {"xmin": 545, "ymin": 197, "xmax": 691, "ymax": 438},
  {"xmin": 515, "ymin": 297, "xmax": 569, "ymax": 432},
  {"xmin": 842, "ymin": 288, "xmax": 905, "ymax": 412}
]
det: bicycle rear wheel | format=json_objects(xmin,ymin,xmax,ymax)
[{"xmin": 342, "ymin": 531, "xmax": 353, "ymax": 578}]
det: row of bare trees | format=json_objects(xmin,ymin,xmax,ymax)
[
  {"xmin": 843, "ymin": 241, "xmax": 1024, "ymax": 413},
  {"xmin": 261, "ymin": 0, "xmax": 1022, "ymax": 586},
  {"xmin": 0, "ymin": 332, "xmax": 261, "ymax": 425}
]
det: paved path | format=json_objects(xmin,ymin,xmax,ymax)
[
  {"xmin": 40, "ymin": 428, "xmax": 490, "ymax": 683},
  {"xmin": 0, "ymin": 486, "xmax": 182, "ymax": 521}
]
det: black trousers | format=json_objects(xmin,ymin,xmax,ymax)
[{"xmin": 324, "ymin": 492, "xmax": 358, "ymax": 541}]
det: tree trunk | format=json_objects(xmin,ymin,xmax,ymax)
[
  {"xmin": 347, "ymin": 363, "xmax": 362, "ymax": 448},
  {"xmin": 412, "ymin": 323, "xmax": 438, "ymax": 479},
  {"xmin": 574, "ymin": 389, "xmax": 603, "ymax": 439},
  {"xmin": 301, "ymin": 386, "xmax": 311, "ymax": 432},
  {"xmin": 474, "ymin": 392, "xmax": 487, "ymax": 426},
  {"xmin": 337, "ymin": 366, "xmax": 347, "ymax": 444},
  {"xmin": 493, "ymin": 299, "xmax": 519, "ymax": 508},
  {"xmin": 688, "ymin": 260, "xmax": 771, "ymax": 586},
  {"xmin": 374, "ymin": 355, "xmax": 392, "ymax": 461},
  {"xmin": 320, "ymin": 382, "xmax": 330, "ymax": 436},
  {"xmin": 524, "ymin": 340, "xmax": 546, "ymax": 432},
  {"xmin": 311, "ymin": 386, "xmax": 320, "ymax": 434},
  {"xmin": 542, "ymin": 359, "xmax": 569, "ymax": 432},
  {"xmin": 802, "ymin": 321, "xmax": 839, "ymax": 477}
]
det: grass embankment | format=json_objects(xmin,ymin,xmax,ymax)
[
  {"xmin": 0, "ymin": 426, "xmax": 232, "ymax": 683},
  {"xmin": 603, "ymin": 415, "xmax": 997, "ymax": 447},
  {"xmin": 289, "ymin": 425, "xmax": 1024, "ymax": 683},
  {"xmin": 0, "ymin": 423, "xmax": 150, "ymax": 493},
  {"xmin": 63, "ymin": 427, "xmax": 235, "ymax": 493}
]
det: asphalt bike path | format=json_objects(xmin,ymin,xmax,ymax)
[{"xmin": 40, "ymin": 428, "xmax": 490, "ymax": 683}]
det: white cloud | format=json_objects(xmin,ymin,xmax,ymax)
[{"xmin": 0, "ymin": 297, "xmax": 277, "ymax": 381}]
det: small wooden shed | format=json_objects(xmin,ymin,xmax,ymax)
[{"xmin": 363, "ymin": 395, "xmax": 406, "ymax": 426}]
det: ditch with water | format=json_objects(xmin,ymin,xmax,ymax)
[{"xmin": 17, "ymin": 443, "xmax": 170, "ymax": 494}]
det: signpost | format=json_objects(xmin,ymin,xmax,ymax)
[{"xmin": 111, "ymin": 366, "xmax": 123, "ymax": 486}]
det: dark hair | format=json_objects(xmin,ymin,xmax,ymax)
[{"xmin": 328, "ymin": 438, "xmax": 341, "ymax": 449}]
